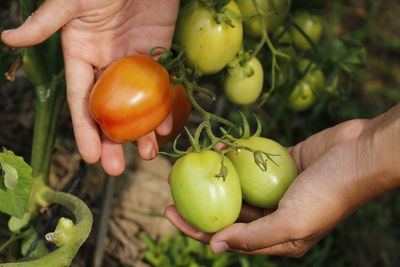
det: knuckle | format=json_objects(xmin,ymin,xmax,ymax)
[{"xmin": 335, "ymin": 119, "xmax": 365, "ymax": 143}]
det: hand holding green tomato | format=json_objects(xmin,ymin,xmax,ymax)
[
  {"xmin": 165, "ymin": 104, "xmax": 400, "ymax": 256},
  {"xmin": 169, "ymin": 132, "xmax": 298, "ymax": 233}
]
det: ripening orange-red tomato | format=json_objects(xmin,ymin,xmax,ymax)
[
  {"xmin": 89, "ymin": 55, "xmax": 173, "ymax": 143},
  {"xmin": 157, "ymin": 83, "xmax": 192, "ymax": 146}
]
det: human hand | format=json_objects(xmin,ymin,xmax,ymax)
[
  {"xmin": 165, "ymin": 104, "xmax": 400, "ymax": 256},
  {"xmin": 1, "ymin": 0, "xmax": 180, "ymax": 176}
]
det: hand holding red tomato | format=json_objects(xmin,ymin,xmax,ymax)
[
  {"xmin": 1, "ymin": 0, "xmax": 180, "ymax": 176},
  {"xmin": 165, "ymin": 104, "xmax": 400, "ymax": 256}
]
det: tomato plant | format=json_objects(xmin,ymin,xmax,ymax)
[
  {"xmin": 170, "ymin": 150, "xmax": 242, "ymax": 233},
  {"xmin": 226, "ymin": 137, "xmax": 297, "ymax": 208},
  {"xmin": 236, "ymin": 0, "xmax": 292, "ymax": 37},
  {"xmin": 291, "ymin": 10, "xmax": 323, "ymax": 51},
  {"xmin": 157, "ymin": 83, "xmax": 192, "ymax": 146},
  {"xmin": 89, "ymin": 55, "xmax": 173, "ymax": 143},
  {"xmin": 223, "ymin": 56, "xmax": 264, "ymax": 105},
  {"xmin": 174, "ymin": 0, "xmax": 243, "ymax": 76}
]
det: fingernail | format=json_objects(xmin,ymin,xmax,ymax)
[{"xmin": 211, "ymin": 242, "xmax": 229, "ymax": 254}]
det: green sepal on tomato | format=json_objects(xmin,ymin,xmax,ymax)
[
  {"xmin": 236, "ymin": 0, "xmax": 292, "ymax": 37},
  {"xmin": 89, "ymin": 55, "xmax": 173, "ymax": 143},
  {"xmin": 223, "ymin": 56, "xmax": 264, "ymax": 105},
  {"xmin": 174, "ymin": 0, "xmax": 243, "ymax": 76},
  {"xmin": 226, "ymin": 137, "xmax": 297, "ymax": 208},
  {"xmin": 170, "ymin": 150, "xmax": 242, "ymax": 233}
]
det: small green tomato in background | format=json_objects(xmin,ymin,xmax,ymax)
[
  {"xmin": 226, "ymin": 137, "xmax": 297, "ymax": 208},
  {"xmin": 236, "ymin": 0, "xmax": 292, "ymax": 37},
  {"xmin": 170, "ymin": 150, "xmax": 242, "ymax": 233},
  {"xmin": 224, "ymin": 56, "xmax": 264, "ymax": 105},
  {"xmin": 291, "ymin": 10, "xmax": 323, "ymax": 51},
  {"xmin": 298, "ymin": 59, "xmax": 325, "ymax": 90},
  {"xmin": 287, "ymin": 59, "xmax": 325, "ymax": 111},
  {"xmin": 174, "ymin": 0, "xmax": 243, "ymax": 76},
  {"xmin": 287, "ymin": 80, "xmax": 315, "ymax": 112},
  {"xmin": 273, "ymin": 25, "xmax": 292, "ymax": 44}
]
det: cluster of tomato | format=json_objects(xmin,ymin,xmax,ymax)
[
  {"xmin": 88, "ymin": 0, "xmax": 326, "ymax": 234},
  {"xmin": 175, "ymin": 0, "xmax": 324, "ymax": 110},
  {"xmin": 170, "ymin": 135, "xmax": 297, "ymax": 233},
  {"xmin": 168, "ymin": 0, "xmax": 327, "ymax": 233}
]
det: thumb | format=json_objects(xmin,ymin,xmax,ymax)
[
  {"xmin": 1, "ymin": 0, "xmax": 77, "ymax": 47},
  {"xmin": 209, "ymin": 210, "xmax": 304, "ymax": 256}
]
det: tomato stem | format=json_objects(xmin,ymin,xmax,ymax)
[
  {"xmin": 248, "ymin": 0, "xmax": 290, "ymax": 107},
  {"xmin": 182, "ymin": 79, "xmax": 236, "ymax": 129}
]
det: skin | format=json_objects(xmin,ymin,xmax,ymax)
[
  {"xmin": 165, "ymin": 104, "xmax": 400, "ymax": 256},
  {"xmin": 1, "ymin": 0, "xmax": 180, "ymax": 176}
]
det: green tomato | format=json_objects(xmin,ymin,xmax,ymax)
[
  {"xmin": 273, "ymin": 25, "xmax": 292, "ymax": 44},
  {"xmin": 287, "ymin": 59, "xmax": 325, "ymax": 111},
  {"xmin": 298, "ymin": 59, "xmax": 325, "ymax": 91},
  {"xmin": 236, "ymin": 0, "xmax": 291, "ymax": 37},
  {"xmin": 223, "ymin": 56, "xmax": 264, "ymax": 105},
  {"xmin": 174, "ymin": 0, "xmax": 243, "ymax": 76},
  {"xmin": 170, "ymin": 150, "xmax": 242, "ymax": 233},
  {"xmin": 287, "ymin": 80, "xmax": 315, "ymax": 112},
  {"xmin": 226, "ymin": 137, "xmax": 297, "ymax": 208},
  {"xmin": 291, "ymin": 10, "xmax": 323, "ymax": 51}
]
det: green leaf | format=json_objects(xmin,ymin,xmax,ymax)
[
  {"xmin": 1, "ymin": 162, "xmax": 18, "ymax": 190},
  {"xmin": 0, "ymin": 149, "xmax": 33, "ymax": 218}
]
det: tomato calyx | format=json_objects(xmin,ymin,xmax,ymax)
[
  {"xmin": 214, "ymin": 153, "xmax": 228, "ymax": 181},
  {"xmin": 187, "ymin": 0, "xmax": 240, "ymax": 31}
]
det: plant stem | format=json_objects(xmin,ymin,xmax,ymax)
[
  {"xmin": 18, "ymin": 0, "xmax": 67, "ymax": 214},
  {"xmin": 182, "ymin": 79, "xmax": 236, "ymax": 129},
  {"xmin": 0, "ymin": 188, "xmax": 93, "ymax": 267}
]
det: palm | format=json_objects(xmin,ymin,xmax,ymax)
[{"xmin": 62, "ymin": 0, "xmax": 178, "ymax": 70}]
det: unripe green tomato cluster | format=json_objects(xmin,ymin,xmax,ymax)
[
  {"xmin": 170, "ymin": 137, "xmax": 298, "ymax": 233},
  {"xmin": 174, "ymin": 1, "xmax": 326, "ymax": 108},
  {"xmin": 174, "ymin": 0, "xmax": 294, "ymax": 106}
]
